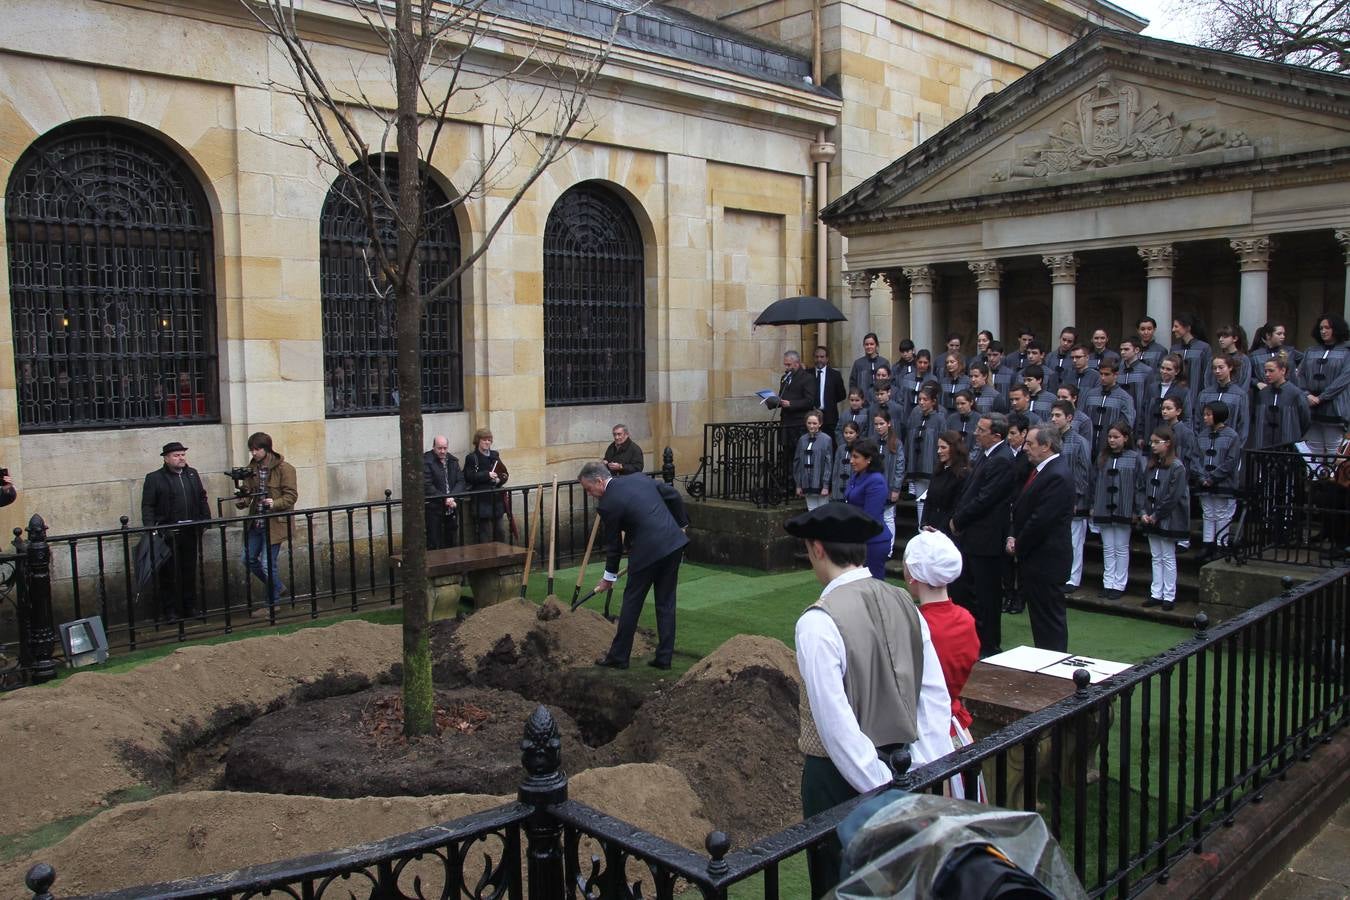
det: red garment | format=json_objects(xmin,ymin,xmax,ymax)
[{"xmin": 919, "ymin": 600, "xmax": 979, "ymax": 730}]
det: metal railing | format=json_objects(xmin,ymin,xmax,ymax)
[
  {"xmin": 1231, "ymin": 448, "xmax": 1350, "ymax": 567},
  {"xmin": 687, "ymin": 421, "xmax": 794, "ymax": 507},
  {"xmin": 0, "ymin": 475, "xmax": 645, "ymax": 657},
  {"xmin": 23, "ymin": 568, "xmax": 1349, "ymax": 899}
]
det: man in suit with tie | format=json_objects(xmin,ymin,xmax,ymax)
[
  {"xmin": 951, "ymin": 412, "xmax": 1016, "ymax": 657},
  {"xmin": 1007, "ymin": 425, "xmax": 1074, "ymax": 651},
  {"xmin": 581, "ymin": 461, "xmax": 690, "ymax": 670},
  {"xmin": 812, "ymin": 345, "xmax": 847, "ymax": 436},
  {"xmin": 769, "ymin": 350, "xmax": 817, "ymax": 492}
]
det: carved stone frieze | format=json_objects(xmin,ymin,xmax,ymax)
[{"xmin": 992, "ymin": 75, "xmax": 1250, "ymax": 182}]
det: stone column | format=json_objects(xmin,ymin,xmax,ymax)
[
  {"xmin": 1043, "ymin": 254, "xmax": 1079, "ymax": 337},
  {"xmin": 902, "ymin": 265, "xmax": 936, "ymax": 354},
  {"xmin": 1336, "ymin": 228, "xmax": 1350, "ymax": 321},
  {"xmin": 1137, "ymin": 244, "xmax": 1177, "ymax": 331},
  {"xmin": 843, "ymin": 270, "xmax": 875, "ymax": 353},
  {"xmin": 968, "ymin": 259, "xmax": 1003, "ymax": 340},
  {"xmin": 1231, "ymin": 236, "xmax": 1273, "ymax": 339},
  {"xmin": 881, "ymin": 270, "xmax": 910, "ymax": 352}
]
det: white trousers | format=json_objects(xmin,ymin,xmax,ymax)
[
  {"xmin": 1070, "ymin": 516, "xmax": 1088, "ymax": 587},
  {"xmin": 1099, "ymin": 524, "xmax": 1131, "ymax": 591},
  {"xmin": 1304, "ymin": 421, "xmax": 1342, "ymax": 457},
  {"xmin": 1148, "ymin": 536, "xmax": 1177, "ymax": 602},
  {"xmin": 805, "ymin": 493, "xmax": 829, "ymax": 511},
  {"xmin": 1199, "ymin": 495, "xmax": 1237, "ymax": 544},
  {"xmin": 884, "ymin": 503, "xmax": 897, "ymax": 555}
]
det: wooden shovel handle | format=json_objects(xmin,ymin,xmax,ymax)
[
  {"xmin": 575, "ymin": 513, "xmax": 602, "ymax": 590},
  {"xmin": 546, "ymin": 475, "xmax": 559, "ymax": 581},
  {"xmin": 521, "ymin": 485, "xmax": 545, "ymax": 590}
]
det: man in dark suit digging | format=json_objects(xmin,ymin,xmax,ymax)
[
  {"xmin": 1007, "ymin": 425, "xmax": 1075, "ymax": 651},
  {"xmin": 580, "ymin": 461, "xmax": 690, "ymax": 670}
]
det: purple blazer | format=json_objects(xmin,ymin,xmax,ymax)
[{"xmin": 843, "ymin": 469, "xmax": 891, "ymax": 546}]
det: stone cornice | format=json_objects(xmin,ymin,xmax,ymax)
[{"xmin": 829, "ymin": 146, "xmax": 1350, "ymax": 236}]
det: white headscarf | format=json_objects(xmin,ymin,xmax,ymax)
[{"xmin": 903, "ymin": 529, "xmax": 963, "ymax": 587}]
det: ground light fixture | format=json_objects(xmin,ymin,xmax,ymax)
[{"xmin": 59, "ymin": 616, "xmax": 108, "ymax": 668}]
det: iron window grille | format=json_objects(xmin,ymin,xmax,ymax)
[
  {"xmin": 320, "ymin": 157, "xmax": 463, "ymax": 417},
  {"xmin": 544, "ymin": 182, "xmax": 645, "ymax": 407},
  {"xmin": 5, "ymin": 124, "xmax": 218, "ymax": 432}
]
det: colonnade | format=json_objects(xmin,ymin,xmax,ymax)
[{"xmin": 843, "ymin": 227, "xmax": 1350, "ymax": 352}]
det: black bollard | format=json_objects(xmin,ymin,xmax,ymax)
[
  {"xmin": 25, "ymin": 863, "xmax": 55, "ymax": 900},
  {"xmin": 662, "ymin": 447, "xmax": 675, "ymax": 485},
  {"xmin": 519, "ymin": 705, "xmax": 567, "ymax": 900},
  {"xmin": 18, "ymin": 515, "xmax": 57, "ymax": 684}
]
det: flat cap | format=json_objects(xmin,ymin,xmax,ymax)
[
  {"xmin": 784, "ymin": 502, "xmax": 883, "ymax": 543},
  {"xmin": 161, "ymin": 442, "xmax": 189, "ymax": 455}
]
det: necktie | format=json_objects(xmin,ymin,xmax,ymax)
[
  {"xmin": 1025, "ymin": 467, "xmax": 1038, "ymax": 488},
  {"xmin": 818, "ymin": 370, "xmax": 826, "ymax": 408}
]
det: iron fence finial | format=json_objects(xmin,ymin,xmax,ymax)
[
  {"xmin": 705, "ymin": 831, "xmax": 730, "ymax": 878},
  {"xmin": 1073, "ymin": 668, "xmax": 1091, "ymax": 695},
  {"xmin": 25, "ymin": 863, "xmax": 54, "ymax": 900}
]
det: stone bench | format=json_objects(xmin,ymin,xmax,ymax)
[{"xmin": 391, "ymin": 542, "xmax": 528, "ymax": 618}]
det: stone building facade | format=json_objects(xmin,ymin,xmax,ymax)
[
  {"xmin": 823, "ymin": 30, "xmax": 1350, "ymax": 358},
  {"xmin": 1, "ymin": 0, "xmax": 1137, "ymax": 536}
]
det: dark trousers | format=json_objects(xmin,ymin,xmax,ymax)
[
  {"xmin": 157, "ymin": 528, "xmax": 200, "ymax": 619},
  {"xmin": 801, "ymin": 754, "xmax": 857, "ymax": 899},
  {"xmin": 1024, "ymin": 575, "xmax": 1068, "ymax": 652},
  {"xmin": 425, "ymin": 508, "xmax": 458, "ymax": 551},
  {"xmin": 474, "ymin": 515, "xmax": 507, "ymax": 544},
  {"xmin": 604, "ymin": 547, "xmax": 683, "ymax": 665},
  {"xmin": 962, "ymin": 552, "xmax": 1003, "ymax": 657}
]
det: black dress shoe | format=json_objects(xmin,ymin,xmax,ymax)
[
  {"xmin": 647, "ymin": 659, "xmax": 672, "ymax": 670},
  {"xmin": 1162, "ymin": 601, "xmax": 1176, "ymax": 611},
  {"xmin": 594, "ymin": 657, "xmax": 628, "ymax": 669},
  {"xmin": 1142, "ymin": 596, "xmax": 1163, "ymax": 608},
  {"xmin": 1104, "ymin": 589, "xmax": 1124, "ymax": 600}
]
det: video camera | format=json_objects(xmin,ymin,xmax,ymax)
[{"xmin": 225, "ymin": 466, "xmax": 265, "ymax": 500}]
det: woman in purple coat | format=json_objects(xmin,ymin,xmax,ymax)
[{"xmin": 842, "ymin": 438, "xmax": 892, "ymax": 579}]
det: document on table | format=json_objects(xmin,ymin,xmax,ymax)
[{"xmin": 982, "ymin": 645, "xmax": 1131, "ymax": 684}]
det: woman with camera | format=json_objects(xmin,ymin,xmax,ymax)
[{"xmin": 463, "ymin": 427, "xmax": 509, "ymax": 544}]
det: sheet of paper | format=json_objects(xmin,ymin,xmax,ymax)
[
  {"xmin": 1036, "ymin": 655, "xmax": 1132, "ymax": 684},
  {"xmin": 981, "ymin": 645, "xmax": 1069, "ymax": 673}
]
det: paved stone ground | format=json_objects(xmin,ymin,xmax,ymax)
[{"xmin": 1255, "ymin": 793, "xmax": 1350, "ymax": 899}]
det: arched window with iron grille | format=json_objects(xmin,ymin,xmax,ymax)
[
  {"xmin": 320, "ymin": 158, "xmax": 462, "ymax": 417},
  {"xmin": 5, "ymin": 123, "xmax": 218, "ymax": 432},
  {"xmin": 544, "ymin": 182, "xmax": 645, "ymax": 406}
]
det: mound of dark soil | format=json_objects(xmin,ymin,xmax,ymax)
[
  {"xmin": 609, "ymin": 665, "xmax": 802, "ymax": 847},
  {"xmin": 224, "ymin": 687, "xmax": 601, "ymax": 797}
]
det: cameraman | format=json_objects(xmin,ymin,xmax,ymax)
[
  {"xmin": 142, "ymin": 442, "xmax": 211, "ymax": 620},
  {"xmin": 234, "ymin": 432, "xmax": 298, "ymax": 616}
]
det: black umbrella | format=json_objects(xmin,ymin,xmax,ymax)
[{"xmin": 753, "ymin": 295, "xmax": 847, "ymax": 327}]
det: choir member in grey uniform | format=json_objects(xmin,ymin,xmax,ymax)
[
  {"xmin": 872, "ymin": 409, "xmax": 908, "ymax": 553},
  {"xmin": 1006, "ymin": 383, "xmax": 1042, "ymax": 427},
  {"xmin": 1139, "ymin": 425, "xmax": 1191, "ymax": 611},
  {"xmin": 1081, "ymin": 363, "xmax": 1137, "ymax": 454},
  {"xmin": 1136, "ymin": 316, "xmax": 1168, "ymax": 369},
  {"xmin": 1091, "ymin": 422, "xmax": 1142, "ymax": 600},
  {"xmin": 1141, "ymin": 353, "xmax": 1188, "ymax": 452},
  {"xmin": 1298, "ymin": 314, "xmax": 1350, "ymax": 456},
  {"xmin": 1117, "ymin": 336, "xmax": 1155, "ymax": 414},
  {"xmin": 1060, "ymin": 345, "xmax": 1102, "ymax": 394},
  {"xmin": 1193, "ymin": 401, "xmax": 1242, "ymax": 562},
  {"xmin": 834, "ymin": 421, "xmax": 861, "ymax": 499},
  {"xmin": 1043, "ymin": 328, "xmax": 1079, "ymax": 391},
  {"xmin": 848, "ymin": 333, "xmax": 891, "ymax": 396},
  {"xmin": 1051, "ymin": 399, "xmax": 1093, "ymax": 592},
  {"xmin": 968, "ymin": 364, "xmax": 1009, "ymax": 415},
  {"xmin": 1057, "ymin": 384, "xmax": 1096, "ymax": 447},
  {"xmin": 985, "ymin": 342, "xmax": 1017, "ymax": 394},
  {"xmin": 945, "ymin": 391, "xmax": 979, "ymax": 453},
  {"xmin": 1159, "ymin": 396, "xmax": 1198, "ymax": 477},
  {"xmin": 1251, "ymin": 356, "xmax": 1310, "ymax": 450},
  {"xmin": 794, "ymin": 410, "xmax": 836, "ymax": 511},
  {"xmin": 896, "ymin": 350, "xmax": 935, "ymax": 419},
  {"xmin": 1200, "ymin": 325, "xmax": 1253, "ymax": 393},
  {"xmin": 1087, "ymin": 329, "xmax": 1121, "ymax": 371},
  {"xmin": 1171, "ymin": 313, "xmax": 1212, "ymax": 404},
  {"xmin": 837, "ymin": 388, "xmax": 873, "ymax": 446},
  {"xmin": 938, "ymin": 352, "xmax": 972, "ymax": 413},
  {"xmin": 1192, "ymin": 356, "xmax": 1250, "ymax": 446},
  {"xmin": 1250, "ymin": 322, "xmax": 1302, "ymax": 390},
  {"xmin": 1022, "ymin": 366, "xmax": 1056, "ymax": 419},
  {"xmin": 905, "ymin": 385, "xmax": 943, "ymax": 526}
]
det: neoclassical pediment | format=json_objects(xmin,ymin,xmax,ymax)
[{"xmin": 823, "ymin": 29, "xmax": 1350, "ymax": 228}]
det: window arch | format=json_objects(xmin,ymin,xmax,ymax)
[
  {"xmin": 320, "ymin": 157, "xmax": 462, "ymax": 416},
  {"xmin": 544, "ymin": 182, "xmax": 645, "ymax": 406},
  {"xmin": 5, "ymin": 123, "xmax": 218, "ymax": 431}
]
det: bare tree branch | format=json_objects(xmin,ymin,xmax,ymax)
[{"xmin": 1179, "ymin": 0, "xmax": 1349, "ymax": 71}]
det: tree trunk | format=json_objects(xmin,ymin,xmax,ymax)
[{"xmin": 395, "ymin": 0, "xmax": 433, "ymax": 737}]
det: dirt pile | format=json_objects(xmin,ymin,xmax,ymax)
[
  {"xmin": 610, "ymin": 635, "xmax": 803, "ymax": 848},
  {"xmin": 225, "ymin": 687, "xmax": 602, "ymax": 797},
  {"xmin": 2, "ymin": 762, "xmax": 714, "ymax": 897},
  {"xmin": 0, "ymin": 621, "xmax": 399, "ymax": 830},
  {"xmin": 440, "ymin": 597, "xmax": 652, "ymax": 674}
]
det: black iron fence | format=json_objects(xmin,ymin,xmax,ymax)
[
  {"xmin": 0, "ymin": 468, "xmax": 677, "ymax": 668},
  {"xmin": 24, "ymin": 568, "xmax": 1350, "ymax": 899},
  {"xmin": 1231, "ymin": 448, "xmax": 1350, "ymax": 567},
  {"xmin": 687, "ymin": 421, "xmax": 793, "ymax": 507}
]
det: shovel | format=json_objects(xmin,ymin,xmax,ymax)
[
  {"xmin": 544, "ymin": 476, "xmax": 560, "ymax": 604},
  {"xmin": 518, "ymin": 485, "xmax": 545, "ymax": 601},
  {"xmin": 571, "ymin": 567, "xmax": 626, "ymax": 612},
  {"xmin": 569, "ymin": 513, "xmax": 603, "ymax": 608}
]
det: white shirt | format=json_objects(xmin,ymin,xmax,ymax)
[
  {"xmin": 1036, "ymin": 452, "xmax": 1060, "ymax": 473},
  {"xmin": 795, "ymin": 567, "xmax": 953, "ymax": 792}
]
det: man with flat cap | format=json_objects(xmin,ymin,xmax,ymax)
[
  {"xmin": 142, "ymin": 441, "xmax": 212, "ymax": 620},
  {"xmin": 786, "ymin": 502, "xmax": 952, "ymax": 898}
]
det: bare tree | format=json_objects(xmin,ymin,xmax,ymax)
[
  {"xmin": 247, "ymin": 0, "xmax": 631, "ymax": 734},
  {"xmin": 1181, "ymin": 0, "xmax": 1348, "ymax": 72}
]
